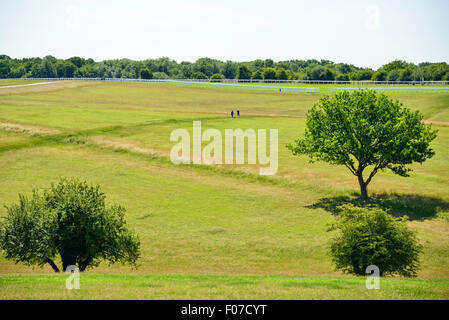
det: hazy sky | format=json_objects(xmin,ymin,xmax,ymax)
[{"xmin": 1, "ymin": 0, "xmax": 448, "ymax": 69}]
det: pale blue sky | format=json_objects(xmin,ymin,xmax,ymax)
[{"xmin": 1, "ymin": 0, "xmax": 448, "ymax": 69}]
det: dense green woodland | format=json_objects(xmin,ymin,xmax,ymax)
[{"xmin": 0, "ymin": 55, "xmax": 448, "ymax": 81}]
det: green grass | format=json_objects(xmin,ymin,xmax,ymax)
[
  {"xmin": 166, "ymin": 81, "xmax": 449, "ymax": 95},
  {"xmin": 0, "ymin": 81, "xmax": 448, "ymax": 299},
  {"xmin": 0, "ymin": 144, "xmax": 336, "ymax": 276},
  {"xmin": 1, "ymin": 274, "xmax": 448, "ymax": 300},
  {"xmin": 0, "ymin": 103, "xmax": 217, "ymax": 131},
  {"xmin": 0, "ymin": 130, "xmax": 35, "ymax": 149},
  {"xmin": 79, "ymin": 115, "xmax": 449, "ymax": 198},
  {"xmin": 1, "ymin": 81, "xmax": 448, "ymax": 120}
]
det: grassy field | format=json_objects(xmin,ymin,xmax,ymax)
[
  {"xmin": 2, "ymin": 274, "xmax": 448, "ymax": 300},
  {"xmin": 166, "ymin": 81, "xmax": 449, "ymax": 96},
  {"xmin": 0, "ymin": 81, "xmax": 448, "ymax": 299}
]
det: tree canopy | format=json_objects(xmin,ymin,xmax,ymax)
[
  {"xmin": 0, "ymin": 178, "xmax": 140, "ymax": 272},
  {"xmin": 1, "ymin": 55, "xmax": 447, "ymax": 81},
  {"xmin": 262, "ymin": 67, "xmax": 276, "ymax": 80},
  {"xmin": 236, "ymin": 65, "xmax": 251, "ymax": 80}
]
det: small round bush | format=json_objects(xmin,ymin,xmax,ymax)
[
  {"xmin": 210, "ymin": 73, "xmax": 225, "ymax": 82},
  {"xmin": 191, "ymin": 71, "xmax": 208, "ymax": 79},
  {"xmin": 328, "ymin": 206, "xmax": 422, "ymax": 277}
]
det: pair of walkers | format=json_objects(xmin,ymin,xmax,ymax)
[{"xmin": 231, "ymin": 110, "xmax": 240, "ymax": 118}]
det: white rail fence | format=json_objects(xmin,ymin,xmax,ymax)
[
  {"xmin": 3, "ymin": 78, "xmax": 320, "ymax": 93},
  {"xmin": 4, "ymin": 77, "xmax": 449, "ymax": 85},
  {"xmin": 331, "ymin": 87, "xmax": 449, "ymax": 93},
  {"xmin": 3, "ymin": 78, "xmax": 449, "ymax": 94}
]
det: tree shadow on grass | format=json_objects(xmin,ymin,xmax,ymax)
[{"xmin": 308, "ymin": 192, "xmax": 449, "ymax": 221}]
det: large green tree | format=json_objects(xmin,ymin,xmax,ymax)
[
  {"xmin": 191, "ymin": 71, "xmax": 208, "ymax": 79},
  {"xmin": 276, "ymin": 68, "xmax": 288, "ymax": 80},
  {"xmin": 222, "ymin": 61, "xmax": 237, "ymax": 79},
  {"xmin": 287, "ymin": 90, "xmax": 437, "ymax": 200},
  {"xmin": 399, "ymin": 67, "xmax": 414, "ymax": 81},
  {"xmin": 56, "ymin": 60, "xmax": 77, "ymax": 77},
  {"xmin": 335, "ymin": 73, "xmax": 350, "ymax": 81},
  {"xmin": 32, "ymin": 56, "xmax": 57, "ymax": 78},
  {"xmin": 0, "ymin": 59, "xmax": 10, "ymax": 78},
  {"xmin": 371, "ymin": 69, "xmax": 387, "ymax": 81},
  {"xmin": 140, "ymin": 68, "xmax": 153, "ymax": 79},
  {"xmin": 306, "ymin": 66, "xmax": 335, "ymax": 80},
  {"xmin": 236, "ymin": 65, "xmax": 251, "ymax": 80},
  {"xmin": 262, "ymin": 67, "xmax": 276, "ymax": 80},
  {"xmin": 251, "ymin": 70, "xmax": 263, "ymax": 80},
  {"xmin": 0, "ymin": 178, "xmax": 140, "ymax": 272}
]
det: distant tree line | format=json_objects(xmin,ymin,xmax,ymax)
[{"xmin": 0, "ymin": 55, "xmax": 448, "ymax": 81}]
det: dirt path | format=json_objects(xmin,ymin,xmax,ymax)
[{"xmin": 0, "ymin": 82, "xmax": 55, "ymax": 89}]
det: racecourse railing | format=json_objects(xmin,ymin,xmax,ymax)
[
  {"xmin": 331, "ymin": 87, "xmax": 449, "ymax": 93},
  {"xmin": 4, "ymin": 78, "xmax": 449, "ymax": 85},
  {"xmin": 3, "ymin": 78, "xmax": 320, "ymax": 93},
  {"xmin": 3, "ymin": 78, "xmax": 449, "ymax": 94}
]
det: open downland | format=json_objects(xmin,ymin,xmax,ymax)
[{"xmin": 0, "ymin": 81, "xmax": 448, "ymax": 299}]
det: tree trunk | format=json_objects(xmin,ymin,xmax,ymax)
[
  {"xmin": 46, "ymin": 258, "xmax": 60, "ymax": 272},
  {"xmin": 61, "ymin": 253, "xmax": 77, "ymax": 272},
  {"xmin": 79, "ymin": 255, "xmax": 92, "ymax": 272},
  {"xmin": 357, "ymin": 173, "xmax": 369, "ymax": 201}
]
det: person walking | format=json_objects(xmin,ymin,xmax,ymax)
[
  {"xmin": 231, "ymin": 110, "xmax": 234, "ymax": 118},
  {"xmin": 237, "ymin": 110, "xmax": 240, "ymax": 117}
]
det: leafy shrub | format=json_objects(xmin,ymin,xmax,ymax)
[
  {"xmin": 371, "ymin": 70, "xmax": 387, "ymax": 81},
  {"xmin": 0, "ymin": 178, "xmax": 140, "ymax": 272},
  {"xmin": 328, "ymin": 206, "xmax": 422, "ymax": 277},
  {"xmin": 191, "ymin": 71, "xmax": 208, "ymax": 79},
  {"xmin": 251, "ymin": 70, "xmax": 263, "ymax": 80},
  {"xmin": 399, "ymin": 67, "xmax": 414, "ymax": 81},
  {"xmin": 152, "ymin": 72, "xmax": 169, "ymax": 79},
  {"xmin": 442, "ymin": 72, "xmax": 449, "ymax": 81},
  {"xmin": 210, "ymin": 73, "xmax": 225, "ymax": 82},
  {"xmin": 140, "ymin": 68, "xmax": 153, "ymax": 79},
  {"xmin": 350, "ymin": 69, "xmax": 373, "ymax": 80},
  {"xmin": 276, "ymin": 68, "xmax": 288, "ymax": 80},
  {"xmin": 387, "ymin": 69, "xmax": 400, "ymax": 81},
  {"xmin": 262, "ymin": 67, "xmax": 276, "ymax": 80},
  {"xmin": 236, "ymin": 65, "xmax": 251, "ymax": 80},
  {"xmin": 305, "ymin": 66, "xmax": 335, "ymax": 81},
  {"xmin": 335, "ymin": 73, "xmax": 350, "ymax": 81}
]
